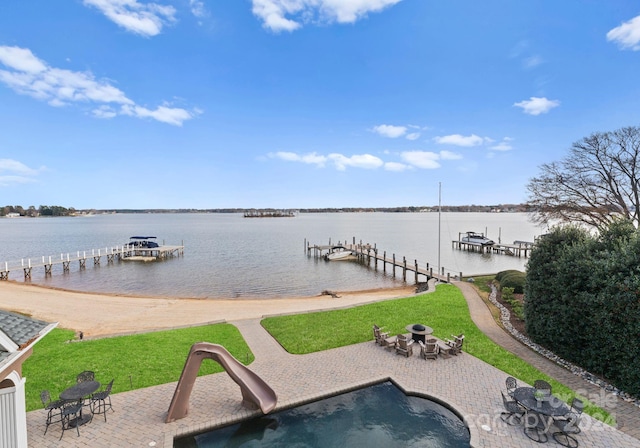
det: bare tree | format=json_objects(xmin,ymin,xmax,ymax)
[{"xmin": 527, "ymin": 125, "xmax": 640, "ymax": 229}]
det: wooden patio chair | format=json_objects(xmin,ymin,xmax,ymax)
[
  {"xmin": 394, "ymin": 334, "xmax": 414, "ymax": 357},
  {"xmin": 445, "ymin": 334, "xmax": 464, "ymax": 355},
  {"xmin": 418, "ymin": 338, "xmax": 439, "ymax": 360}
]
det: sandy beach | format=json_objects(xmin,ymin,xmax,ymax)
[{"xmin": 0, "ymin": 281, "xmax": 416, "ymax": 338}]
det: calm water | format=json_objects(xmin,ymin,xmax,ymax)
[
  {"xmin": 0, "ymin": 212, "xmax": 545, "ymax": 299},
  {"xmin": 174, "ymin": 382, "xmax": 470, "ymax": 448}
]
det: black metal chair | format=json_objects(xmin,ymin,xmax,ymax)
[
  {"xmin": 552, "ymin": 398, "xmax": 584, "ymax": 447},
  {"xmin": 60, "ymin": 399, "xmax": 84, "ymax": 440},
  {"xmin": 534, "ymin": 379, "xmax": 552, "ymax": 393},
  {"xmin": 90, "ymin": 379, "xmax": 115, "ymax": 422},
  {"xmin": 40, "ymin": 390, "xmax": 65, "ymax": 435},
  {"xmin": 500, "ymin": 390, "xmax": 524, "ymax": 426},
  {"xmin": 505, "ymin": 376, "xmax": 518, "ymax": 397},
  {"xmin": 76, "ymin": 370, "xmax": 95, "ymax": 383},
  {"xmin": 523, "ymin": 409, "xmax": 549, "ymax": 443}
]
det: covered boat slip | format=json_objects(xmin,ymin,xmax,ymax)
[
  {"xmin": 122, "ymin": 236, "xmax": 182, "ymax": 262},
  {"xmin": 0, "ymin": 238, "xmax": 184, "ymax": 280}
]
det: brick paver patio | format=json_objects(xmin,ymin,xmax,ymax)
[{"xmin": 26, "ymin": 281, "xmax": 640, "ymax": 447}]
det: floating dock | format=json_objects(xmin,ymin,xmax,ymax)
[{"xmin": 0, "ymin": 242, "xmax": 184, "ymax": 281}]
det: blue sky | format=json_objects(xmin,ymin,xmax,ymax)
[{"xmin": 1, "ymin": 1, "xmax": 639, "ymax": 209}]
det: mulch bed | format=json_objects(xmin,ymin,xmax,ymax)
[{"xmin": 494, "ymin": 289, "xmax": 528, "ymax": 338}]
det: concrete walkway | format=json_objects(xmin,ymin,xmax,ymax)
[{"xmin": 25, "ymin": 281, "xmax": 640, "ymax": 447}]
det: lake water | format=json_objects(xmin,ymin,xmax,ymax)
[{"xmin": 0, "ymin": 212, "xmax": 545, "ymax": 299}]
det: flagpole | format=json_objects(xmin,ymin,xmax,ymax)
[{"xmin": 438, "ymin": 181, "xmax": 441, "ymax": 282}]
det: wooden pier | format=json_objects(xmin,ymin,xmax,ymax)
[
  {"xmin": 306, "ymin": 238, "xmax": 461, "ymax": 284},
  {"xmin": 452, "ymin": 240, "xmax": 534, "ymax": 257},
  {"xmin": 0, "ymin": 243, "xmax": 184, "ymax": 281}
]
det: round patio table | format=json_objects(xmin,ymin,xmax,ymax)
[
  {"xmin": 405, "ymin": 324, "xmax": 433, "ymax": 344},
  {"xmin": 60, "ymin": 381, "xmax": 101, "ymax": 427},
  {"xmin": 513, "ymin": 387, "xmax": 570, "ymax": 416}
]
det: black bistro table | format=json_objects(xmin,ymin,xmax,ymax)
[
  {"xmin": 512, "ymin": 387, "xmax": 570, "ymax": 417},
  {"xmin": 60, "ymin": 380, "xmax": 101, "ymax": 427},
  {"xmin": 405, "ymin": 324, "xmax": 434, "ymax": 344}
]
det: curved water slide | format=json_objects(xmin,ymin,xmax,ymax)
[{"xmin": 165, "ymin": 342, "xmax": 277, "ymax": 423}]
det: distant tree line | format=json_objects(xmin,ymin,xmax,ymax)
[
  {"xmin": 2, "ymin": 204, "xmax": 534, "ymax": 217},
  {"xmin": 1, "ymin": 205, "xmax": 76, "ymax": 217}
]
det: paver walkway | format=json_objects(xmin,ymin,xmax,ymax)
[
  {"xmin": 455, "ymin": 280, "xmax": 640, "ymax": 441},
  {"xmin": 25, "ymin": 280, "xmax": 640, "ymax": 447}
]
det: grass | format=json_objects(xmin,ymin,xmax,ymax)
[
  {"xmin": 22, "ymin": 323, "xmax": 253, "ymax": 412},
  {"xmin": 24, "ymin": 283, "xmax": 611, "ymax": 423},
  {"xmin": 262, "ymin": 283, "xmax": 611, "ymax": 423}
]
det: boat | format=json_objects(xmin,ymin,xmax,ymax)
[
  {"xmin": 325, "ymin": 247, "xmax": 356, "ymax": 261},
  {"xmin": 125, "ymin": 236, "xmax": 159, "ymax": 248},
  {"xmin": 461, "ymin": 231, "xmax": 495, "ymax": 246},
  {"xmin": 123, "ymin": 236, "xmax": 160, "ymax": 261}
]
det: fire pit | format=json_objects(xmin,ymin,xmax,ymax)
[{"xmin": 405, "ymin": 324, "xmax": 434, "ymax": 344}]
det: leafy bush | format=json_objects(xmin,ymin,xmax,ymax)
[
  {"xmin": 499, "ymin": 271, "xmax": 526, "ymax": 294},
  {"xmin": 524, "ymin": 220, "xmax": 640, "ymax": 396},
  {"xmin": 495, "ymin": 270, "xmax": 522, "ymax": 283}
]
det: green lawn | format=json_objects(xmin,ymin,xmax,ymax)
[
  {"xmin": 261, "ymin": 283, "xmax": 611, "ymax": 423},
  {"xmin": 23, "ymin": 323, "xmax": 253, "ymax": 411},
  {"xmin": 24, "ymin": 283, "xmax": 611, "ymax": 423}
]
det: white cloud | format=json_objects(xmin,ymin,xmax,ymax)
[
  {"xmin": 384, "ymin": 162, "xmax": 411, "ymax": 172},
  {"xmin": 439, "ymin": 150, "xmax": 463, "ymax": 160},
  {"xmin": 607, "ymin": 15, "xmax": 640, "ymax": 51},
  {"xmin": 0, "ymin": 159, "xmax": 44, "ymax": 186},
  {"xmin": 328, "ymin": 153, "xmax": 383, "ymax": 170},
  {"xmin": 83, "ymin": 0, "xmax": 177, "ymax": 37},
  {"xmin": 269, "ymin": 151, "xmax": 383, "ymax": 170},
  {"xmin": 513, "ymin": 96, "xmax": 560, "ymax": 115},
  {"xmin": 490, "ymin": 137, "xmax": 514, "ymax": 151},
  {"xmin": 0, "ymin": 45, "xmax": 197, "ymax": 126},
  {"xmin": 252, "ymin": 0, "xmax": 402, "ymax": 32},
  {"xmin": 190, "ymin": 0, "xmax": 207, "ymax": 19},
  {"xmin": 372, "ymin": 124, "xmax": 407, "ymax": 138},
  {"xmin": 400, "ymin": 151, "xmax": 440, "ymax": 169},
  {"xmin": 405, "ymin": 132, "xmax": 420, "ymax": 141},
  {"xmin": 523, "ymin": 55, "xmax": 543, "ymax": 69},
  {"xmin": 433, "ymin": 134, "xmax": 485, "ymax": 147}
]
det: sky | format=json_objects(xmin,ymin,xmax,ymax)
[{"xmin": 1, "ymin": 1, "xmax": 639, "ymax": 209}]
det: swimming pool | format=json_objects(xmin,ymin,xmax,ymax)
[{"xmin": 174, "ymin": 382, "xmax": 470, "ymax": 447}]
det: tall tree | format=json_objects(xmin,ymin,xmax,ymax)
[{"xmin": 526, "ymin": 125, "xmax": 640, "ymax": 229}]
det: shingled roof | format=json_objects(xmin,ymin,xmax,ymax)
[{"xmin": 0, "ymin": 310, "xmax": 51, "ymax": 365}]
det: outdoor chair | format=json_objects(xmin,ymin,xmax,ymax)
[
  {"xmin": 60, "ymin": 399, "xmax": 84, "ymax": 440},
  {"xmin": 372, "ymin": 324, "xmax": 389, "ymax": 346},
  {"xmin": 90, "ymin": 379, "xmax": 115, "ymax": 422},
  {"xmin": 77, "ymin": 370, "xmax": 95, "ymax": 383},
  {"xmin": 445, "ymin": 333, "xmax": 464, "ymax": 355},
  {"xmin": 505, "ymin": 376, "xmax": 518, "ymax": 398},
  {"xmin": 418, "ymin": 338, "xmax": 439, "ymax": 360},
  {"xmin": 523, "ymin": 409, "xmax": 549, "ymax": 443},
  {"xmin": 552, "ymin": 398, "xmax": 583, "ymax": 447},
  {"xmin": 534, "ymin": 379, "xmax": 552, "ymax": 390},
  {"xmin": 500, "ymin": 390, "xmax": 524, "ymax": 426},
  {"xmin": 40, "ymin": 390, "xmax": 65, "ymax": 435},
  {"xmin": 395, "ymin": 334, "xmax": 414, "ymax": 357}
]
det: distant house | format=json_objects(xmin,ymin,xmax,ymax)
[
  {"xmin": 5, "ymin": 213, "xmax": 20, "ymax": 218},
  {"xmin": 0, "ymin": 310, "xmax": 56, "ymax": 448}
]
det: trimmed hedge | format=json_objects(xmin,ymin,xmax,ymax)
[
  {"xmin": 524, "ymin": 220, "xmax": 640, "ymax": 396},
  {"xmin": 497, "ymin": 270, "xmax": 526, "ymax": 294}
]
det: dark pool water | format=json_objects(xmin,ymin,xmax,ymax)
[{"xmin": 174, "ymin": 382, "xmax": 470, "ymax": 447}]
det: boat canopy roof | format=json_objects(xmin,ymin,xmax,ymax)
[{"xmin": 130, "ymin": 236, "xmax": 157, "ymax": 239}]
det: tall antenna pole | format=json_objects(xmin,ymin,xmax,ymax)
[{"xmin": 438, "ymin": 181, "xmax": 441, "ymax": 281}]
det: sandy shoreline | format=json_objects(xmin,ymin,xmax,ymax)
[{"xmin": 0, "ymin": 281, "xmax": 416, "ymax": 338}]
